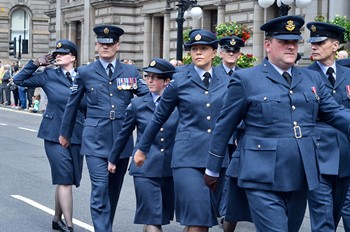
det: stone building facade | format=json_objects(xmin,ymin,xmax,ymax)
[{"xmin": 2, "ymin": 0, "xmax": 350, "ymax": 68}]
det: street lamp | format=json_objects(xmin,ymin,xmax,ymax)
[
  {"xmin": 258, "ymin": 0, "xmax": 312, "ymax": 16},
  {"xmin": 172, "ymin": 0, "xmax": 203, "ymax": 61}
]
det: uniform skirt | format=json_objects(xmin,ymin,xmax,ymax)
[
  {"xmin": 44, "ymin": 140, "xmax": 83, "ymax": 187},
  {"xmin": 133, "ymin": 176, "xmax": 174, "ymax": 225},
  {"xmin": 172, "ymin": 167, "xmax": 226, "ymax": 227}
]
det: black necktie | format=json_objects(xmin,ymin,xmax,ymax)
[
  {"xmin": 107, "ymin": 63, "xmax": 113, "ymax": 78},
  {"xmin": 228, "ymin": 69, "xmax": 233, "ymax": 77},
  {"xmin": 203, "ymin": 72, "xmax": 211, "ymax": 88},
  {"xmin": 282, "ymin": 72, "xmax": 292, "ymax": 85},
  {"xmin": 327, "ymin": 67, "xmax": 335, "ymax": 86},
  {"xmin": 155, "ymin": 96, "xmax": 161, "ymax": 107},
  {"xmin": 66, "ymin": 72, "xmax": 72, "ymax": 84}
]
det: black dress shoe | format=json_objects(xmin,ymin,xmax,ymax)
[{"xmin": 52, "ymin": 220, "xmax": 70, "ymax": 232}]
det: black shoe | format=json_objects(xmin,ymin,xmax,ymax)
[{"xmin": 52, "ymin": 220, "xmax": 70, "ymax": 232}]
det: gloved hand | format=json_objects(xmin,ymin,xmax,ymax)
[
  {"xmin": 34, "ymin": 54, "xmax": 54, "ymax": 66},
  {"xmin": 204, "ymin": 173, "xmax": 219, "ymax": 191}
]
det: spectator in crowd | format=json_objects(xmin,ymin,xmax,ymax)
[
  {"xmin": 338, "ymin": 50, "xmax": 349, "ymax": 59},
  {"xmin": 2, "ymin": 64, "xmax": 12, "ymax": 105}
]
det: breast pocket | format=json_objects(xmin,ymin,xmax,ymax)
[
  {"xmin": 86, "ymin": 85, "xmax": 103, "ymax": 105},
  {"xmin": 240, "ymin": 137, "xmax": 278, "ymax": 184},
  {"xmin": 303, "ymin": 91, "xmax": 318, "ymax": 119},
  {"xmin": 250, "ymin": 94, "xmax": 281, "ymax": 124},
  {"xmin": 341, "ymin": 90, "xmax": 350, "ymax": 108}
]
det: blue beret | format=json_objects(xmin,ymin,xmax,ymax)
[
  {"xmin": 219, "ymin": 36, "xmax": 245, "ymax": 51},
  {"xmin": 260, "ymin": 15, "xmax": 304, "ymax": 40},
  {"xmin": 142, "ymin": 58, "xmax": 175, "ymax": 79},
  {"xmin": 93, "ymin": 25, "xmax": 124, "ymax": 44},
  {"xmin": 306, "ymin": 22, "xmax": 345, "ymax": 43},
  {"xmin": 184, "ymin": 29, "xmax": 218, "ymax": 50},
  {"xmin": 53, "ymin": 39, "xmax": 78, "ymax": 57}
]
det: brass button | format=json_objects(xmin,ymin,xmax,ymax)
[
  {"xmin": 111, "ymin": 105, "xmax": 115, "ymax": 108},
  {"xmin": 292, "ymin": 105, "xmax": 296, "ymax": 110},
  {"xmin": 110, "ymin": 93, "xmax": 113, "ymax": 96},
  {"xmin": 160, "ymin": 149, "xmax": 164, "ymax": 152},
  {"xmin": 263, "ymin": 97, "xmax": 267, "ymax": 101},
  {"xmin": 207, "ymin": 129, "xmax": 211, "ymax": 133},
  {"xmin": 257, "ymin": 145, "xmax": 261, "ymax": 149},
  {"xmin": 289, "ymin": 90, "xmax": 293, "ymax": 95},
  {"xmin": 207, "ymin": 116, "xmax": 211, "ymax": 120},
  {"xmin": 160, "ymin": 128, "xmax": 164, "ymax": 132},
  {"xmin": 206, "ymin": 103, "xmax": 210, "ymax": 108},
  {"xmin": 160, "ymin": 138, "xmax": 164, "ymax": 142}
]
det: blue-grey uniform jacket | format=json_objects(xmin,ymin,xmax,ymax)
[
  {"xmin": 137, "ymin": 65, "xmax": 230, "ymax": 168},
  {"xmin": 109, "ymin": 92, "xmax": 178, "ymax": 177},
  {"xmin": 60, "ymin": 59, "xmax": 148, "ymax": 158},
  {"xmin": 14, "ymin": 61, "xmax": 85, "ymax": 144},
  {"xmin": 308, "ymin": 62, "xmax": 350, "ymax": 177},
  {"xmin": 207, "ymin": 59, "xmax": 350, "ymax": 192}
]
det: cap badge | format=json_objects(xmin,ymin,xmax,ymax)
[
  {"xmin": 311, "ymin": 25, "xmax": 317, "ymax": 32},
  {"xmin": 195, "ymin": 34, "xmax": 202, "ymax": 41},
  {"xmin": 150, "ymin": 60, "xmax": 156, "ymax": 67},
  {"xmin": 103, "ymin": 27, "xmax": 110, "ymax": 35},
  {"xmin": 56, "ymin": 42, "xmax": 62, "ymax": 48},
  {"xmin": 230, "ymin": 39, "xmax": 236, "ymax": 46},
  {"xmin": 285, "ymin": 20, "xmax": 296, "ymax": 32}
]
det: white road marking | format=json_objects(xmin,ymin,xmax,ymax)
[
  {"xmin": 0, "ymin": 123, "xmax": 7, "ymax": 126},
  {"xmin": 18, "ymin": 127, "xmax": 37, "ymax": 132},
  {"xmin": 11, "ymin": 195, "xmax": 94, "ymax": 231}
]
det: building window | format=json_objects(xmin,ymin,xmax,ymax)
[{"xmin": 10, "ymin": 8, "xmax": 30, "ymax": 54}]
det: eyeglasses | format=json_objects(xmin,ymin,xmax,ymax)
[{"xmin": 143, "ymin": 74, "xmax": 164, "ymax": 81}]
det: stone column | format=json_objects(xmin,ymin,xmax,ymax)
[
  {"xmin": 163, "ymin": 12, "xmax": 171, "ymax": 61},
  {"xmin": 143, "ymin": 15, "xmax": 152, "ymax": 67},
  {"xmin": 56, "ymin": 0, "xmax": 62, "ymax": 38},
  {"xmin": 217, "ymin": 4, "xmax": 225, "ymax": 26},
  {"xmin": 253, "ymin": 1, "xmax": 265, "ymax": 63}
]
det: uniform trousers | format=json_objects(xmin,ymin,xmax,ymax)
[
  {"xmin": 308, "ymin": 174, "xmax": 350, "ymax": 232},
  {"xmin": 245, "ymin": 187, "xmax": 308, "ymax": 232},
  {"xmin": 224, "ymin": 177, "xmax": 252, "ymax": 223},
  {"xmin": 342, "ymin": 186, "xmax": 350, "ymax": 232},
  {"xmin": 85, "ymin": 156, "xmax": 129, "ymax": 232}
]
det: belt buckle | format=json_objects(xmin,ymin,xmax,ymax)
[
  {"xmin": 293, "ymin": 125, "xmax": 302, "ymax": 139},
  {"xmin": 109, "ymin": 110, "xmax": 115, "ymax": 120}
]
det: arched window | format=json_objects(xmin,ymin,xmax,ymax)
[{"xmin": 10, "ymin": 8, "xmax": 30, "ymax": 55}]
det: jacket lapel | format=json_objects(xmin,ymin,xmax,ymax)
[
  {"xmin": 145, "ymin": 93, "xmax": 155, "ymax": 111},
  {"xmin": 262, "ymin": 60, "xmax": 290, "ymax": 88}
]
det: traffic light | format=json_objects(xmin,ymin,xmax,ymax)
[
  {"xmin": 9, "ymin": 37, "xmax": 16, "ymax": 58},
  {"xmin": 22, "ymin": 39, "xmax": 28, "ymax": 54}
]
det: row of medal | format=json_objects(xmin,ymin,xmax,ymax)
[{"xmin": 117, "ymin": 77, "xmax": 138, "ymax": 90}]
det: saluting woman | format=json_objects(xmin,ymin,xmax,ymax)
[{"xmin": 14, "ymin": 39, "xmax": 85, "ymax": 232}]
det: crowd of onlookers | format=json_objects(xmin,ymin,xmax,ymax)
[{"xmin": 0, "ymin": 61, "xmax": 43, "ymax": 112}]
